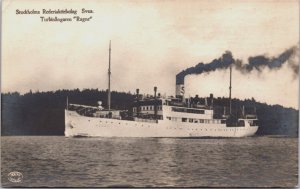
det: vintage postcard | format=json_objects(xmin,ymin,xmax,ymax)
[{"xmin": 1, "ymin": 0, "xmax": 299, "ymax": 187}]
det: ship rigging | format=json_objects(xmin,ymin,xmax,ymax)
[{"xmin": 64, "ymin": 42, "xmax": 259, "ymax": 137}]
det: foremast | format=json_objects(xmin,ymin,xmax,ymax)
[{"xmin": 108, "ymin": 40, "xmax": 111, "ymax": 116}]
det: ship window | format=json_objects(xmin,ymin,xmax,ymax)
[
  {"xmin": 167, "ymin": 116, "xmax": 171, "ymax": 120},
  {"xmin": 182, "ymin": 118, "xmax": 187, "ymax": 122},
  {"xmin": 189, "ymin": 119, "xmax": 193, "ymax": 123},
  {"xmin": 172, "ymin": 107, "xmax": 205, "ymax": 114},
  {"xmin": 186, "ymin": 109, "xmax": 205, "ymax": 114},
  {"xmin": 221, "ymin": 120, "xmax": 226, "ymax": 124},
  {"xmin": 194, "ymin": 120, "xmax": 198, "ymax": 123},
  {"xmin": 238, "ymin": 120, "xmax": 245, "ymax": 127},
  {"xmin": 251, "ymin": 120, "xmax": 259, "ymax": 126},
  {"xmin": 200, "ymin": 119, "xmax": 204, "ymax": 123}
]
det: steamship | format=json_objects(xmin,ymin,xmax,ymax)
[{"xmin": 64, "ymin": 43, "xmax": 259, "ymax": 137}]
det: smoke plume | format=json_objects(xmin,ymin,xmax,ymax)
[
  {"xmin": 176, "ymin": 46, "xmax": 299, "ymax": 85},
  {"xmin": 176, "ymin": 51, "xmax": 234, "ymax": 84}
]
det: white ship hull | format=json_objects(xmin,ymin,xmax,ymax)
[{"xmin": 65, "ymin": 110, "xmax": 258, "ymax": 138}]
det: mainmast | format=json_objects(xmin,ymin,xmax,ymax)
[
  {"xmin": 108, "ymin": 40, "xmax": 111, "ymax": 112},
  {"xmin": 229, "ymin": 65, "xmax": 232, "ymax": 115}
]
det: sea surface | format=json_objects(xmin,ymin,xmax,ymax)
[{"xmin": 1, "ymin": 136, "xmax": 298, "ymax": 187}]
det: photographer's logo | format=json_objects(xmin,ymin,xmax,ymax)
[{"xmin": 8, "ymin": 171, "xmax": 23, "ymax": 183}]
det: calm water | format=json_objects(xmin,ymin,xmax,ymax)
[{"xmin": 1, "ymin": 136, "xmax": 298, "ymax": 187}]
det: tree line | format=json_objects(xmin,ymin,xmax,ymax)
[{"xmin": 1, "ymin": 89, "xmax": 298, "ymax": 136}]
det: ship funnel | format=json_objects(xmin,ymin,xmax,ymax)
[
  {"xmin": 175, "ymin": 77, "xmax": 184, "ymax": 99},
  {"xmin": 175, "ymin": 84, "xmax": 184, "ymax": 97},
  {"xmin": 209, "ymin": 93, "xmax": 214, "ymax": 107},
  {"xmin": 136, "ymin": 89, "xmax": 140, "ymax": 98}
]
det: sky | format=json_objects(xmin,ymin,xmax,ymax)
[{"xmin": 2, "ymin": 0, "xmax": 299, "ymax": 108}]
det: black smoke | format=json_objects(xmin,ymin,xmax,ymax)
[
  {"xmin": 176, "ymin": 46, "xmax": 299, "ymax": 85},
  {"xmin": 176, "ymin": 51, "xmax": 234, "ymax": 84},
  {"xmin": 235, "ymin": 46, "xmax": 298, "ymax": 74}
]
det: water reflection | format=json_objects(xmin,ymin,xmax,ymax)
[{"xmin": 1, "ymin": 136, "xmax": 298, "ymax": 187}]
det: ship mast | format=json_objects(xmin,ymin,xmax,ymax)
[
  {"xmin": 108, "ymin": 40, "xmax": 111, "ymax": 112},
  {"xmin": 229, "ymin": 65, "xmax": 232, "ymax": 115}
]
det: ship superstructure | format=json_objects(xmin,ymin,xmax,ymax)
[{"xmin": 64, "ymin": 42, "xmax": 259, "ymax": 137}]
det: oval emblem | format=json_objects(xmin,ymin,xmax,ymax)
[{"xmin": 8, "ymin": 171, "xmax": 23, "ymax": 183}]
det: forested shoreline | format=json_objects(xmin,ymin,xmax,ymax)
[{"xmin": 1, "ymin": 89, "xmax": 298, "ymax": 136}]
